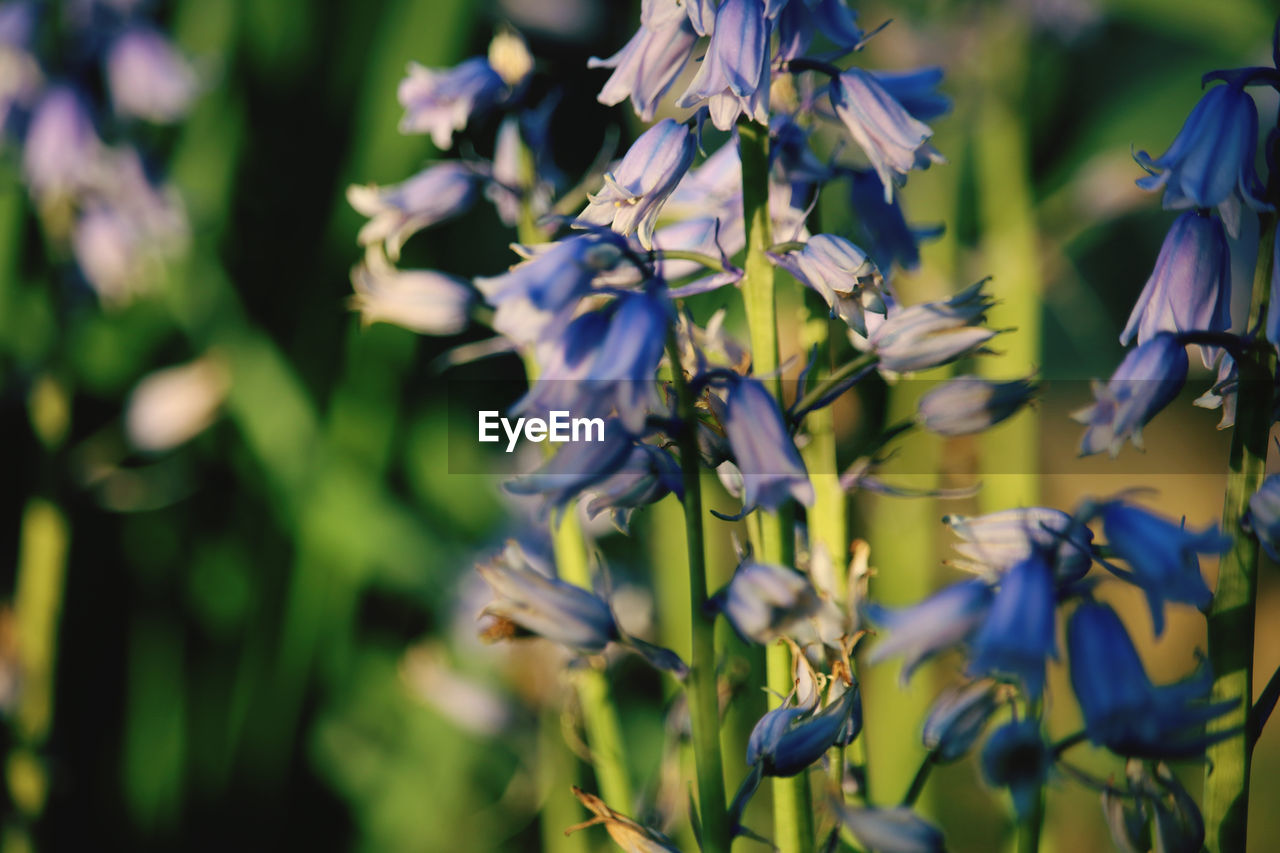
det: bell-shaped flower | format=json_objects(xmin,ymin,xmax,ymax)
[
  {"xmin": 916, "ymin": 375, "xmax": 1036, "ymax": 437},
  {"xmin": 768, "ymin": 234, "xmax": 886, "ymax": 336},
  {"xmin": 865, "ymin": 580, "xmax": 994, "ymax": 683},
  {"xmin": 1097, "ymin": 500, "xmax": 1229, "ymax": 635},
  {"xmin": 859, "ymin": 280, "xmax": 999, "ymax": 374},
  {"xmin": 347, "ymin": 162, "xmax": 480, "ymax": 259},
  {"xmin": 474, "ymin": 233, "xmax": 625, "ymax": 345},
  {"xmin": 1102, "ymin": 761, "xmax": 1205, "ymax": 853},
  {"xmin": 847, "ymin": 168, "xmax": 944, "ymax": 272},
  {"xmin": 1067, "ymin": 602, "xmax": 1235, "ymax": 758},
  {"xmin": 831, "ymin": 802, "xmax": 945, "ymax": 853},
  {"xmin": 746, "ymin": 684, "xmax": 861, "ymax": 777},
  {"xmin": 980, "ymin": 720, "xmax": 1051, "ymax": 819},
  {"xmin": 348, "ymin": 247, "xmax": 473, "ymax": 336},
  {"xmin": 1121, "ymin": 211, "xmax": 1231, "ymax": 367},
  {"xmin": 870, "ymin": 68, "xmax": 952, "ymax": 122},
  {"xmin": 722, "ymin": 376, "xmax": 815, "ymax": 511},
  {"xmin": 831, "ymin": 67, "xmax": 944, "ymax": 202},
  {"xmin": 398, "ymin": 55, "xmax": 508, "ymax": 149},
  {"xmin": 1193, "ymin": 352, "xmax": 1238, "ymax": 430},
  {"xmin": 477, "ymin": 542, "xmax": 619, "ymax": 653},
  {"xmin": 583, "ymin": 443, "xmax": 684, "ymax": 532},
  {"xmin": 589, "ymin": 3, "xmax": 697, "ymax": 121},
  {"xmin": 106, "ymin": 26, "xmax": 199, "ymax": 123},
  {"xmin": 1072, "ymin": 333, "xmax": 1188, "ymax": 457},
  {"xmin": 943, "ymin": 507, "xmax": 1095, "ymax": 584},
  {"xmin": 717, "ymin": 560, "xmax": 842, "ymax": 647},
  {"xmin": 126, "ymin": 355, "xmax": 230, "ymax": 453},
  {"xmin": 675, "ymin": 0, "xmax": 770, "ymax": 130},
  {"xmin": 486, "ymin": 106, "xmax": 559, "ymax": 228},
  {"xmin": 1135, "ymin": 82, "xmax": 1268, "ymax": 237},
  {"xmin": 23, "ymin": 86, "xmax": 101, "ymax": 202},
  {"xmin": 967, "ymin": 553, "xmax": 1058, "ymax": 698},
  {"xmin": 776, "ymin": 0, "xmax": 862, "ymax": 60},
  {"xmin": 1245, "ymin": 474, "xmax": 1280, "ymax": 562},
  {"xmin": 576, "ymin": 118, "xmax": 696, "ymax": 249},
  {"xmin": 565, "ymin": 786, "xmax": 681, "ymax": 853},
  {"xmin": 922, "ymin": 679, "xmax": 1001, "ymax": 763},
  {"xmin": 505, "ymin": 420, "xmax": 638, "ymax": 508}
]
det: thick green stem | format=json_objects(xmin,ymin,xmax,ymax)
[
  {"xmin": 667, "ymin": 337, "xmax": 731, "ymax": 853},
  {"xmin": 1204, "ymin": 212, "xmax": 1276, "ymax": 853},
  {"xmin": 738, "ymin": 119, "xmax": 814, "ymax": 853}
]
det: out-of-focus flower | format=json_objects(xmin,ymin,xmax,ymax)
[
  {"xmin": 1067, "ymin": 602, "xmax": 1234, "ymax": 758},
  {"xmin": 1102, "ymin": 761, "xmax": 1205, "ymax": 853},
  {"xmin": 1097, "ymin": 500, "xmax": 1229, "ymax": 635},
  {"xmin": 349, "ymin": 247, "xmax": 473, "ymax": 335},
  {"xmin": 967, "ymin": 554, "xmax": 1057, "ymax": 698},
  {"xmin": 1121, "ymin": 211, "xmax": 1231, "ymax": 367},
  {"xmin": 717, "ymin": 560, "xmax": 842, "ymax": 646},
  {"xmin": 565, "ymin": 786, "xmax": 681, "ymax": 853},
  {"xmin": 831, "ymin": 801, "xmax": 945, "ymax": 853},
  {"xmin": 583, "ymin": 443, "xmax": 683, "ymax": 531},
  {"xmin": 831, "ymin": 67, "xmax": 943, "ymax": 202},
  {"xmin": 398, "ymin": 48, "xmax": 515, "ymax": 149},
  {"xmin": 916, "ymin": 375, "xmax": 1036, "ymax": 437},
  {"xmin": 980, "ymin": 720, "xmax": 1051, "ymax": 819},
  {"xmin": 400, "ymin": 643, "xmax": 512, "ymax": 737},
  {"xmin": 858, "ymin": 280, "xmax": 998, "ymax": 373},
  {"xmin": 847, "ymin": 167, "xmax": 943, "ymax": 272},
  {"xmin": 125, "ymin": 355, "xmax": 230, "ymax": 452},
  {"xmin": 0, "ymin": 3, "xmax": 40, "ymax": 132},
  {"xmin": 746, "ymin": 684, "xmax": 861, "ymax": 777},
  {"xmin": 1072, "ymin": 333, "xmax": 1188, "ymax": 457},
  {"xmin": 589, "ymin": 0, "xmax": 697, "ymax": 121},
  {"xmin": 23, "ymin": 85, "xmax": 100, "ymax": 201},
  {"xmin": 576, "ymin": 118, "xmax": 696, "ymax": 249},
  {"xmin": 106, "ymin": 26, "xmax": 199, "ymax": 122},
  {"xmin": 486, "ymin": 107, "xmax": 559, "ymax": 227},
  {"xmin": 943, "ymin": 507, "xmax": 1094, "ymax": 583},
  {"xmin": 505, "ymin": 420, "xmax": 638, "ymax": 508},
  {"xmin": 922, "ymin": 679, "xmax": 1001, "ymax": 762},
  {"xmin": 776, "ymin": 0, "xmax": 862, "ymax": 60},
  {"xmin": 347, "ymin": 161, "xmax": 480, "ymax": 259},
  {"xmin": 1246, "ymin": 474, "xmax": 1280, "ymax": 562},
  {"xmin": 866, "ymin": 580, "xmax": 994, "ymax": 683},
  {"xmin": 768, "ymin": 233, "xmax": 885, "ymax": 335},
  {"xmin": 1135, "ymin": 82, "xmax": 1268, "ymax": 237},
  {"xmin": 722, "ymin": 376, "xmax": 815, "ymax": 511},
  {"xmin": 676, "ymin": 0, "xmax": 770, "ymax": 130},
  {"xmin": 870, "ymin": 68, "xmax": 951, "ymax": 122}
]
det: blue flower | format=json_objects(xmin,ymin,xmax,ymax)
[
  {"xmin": 859, "ymin": 280, "xmax": 999, "ymax": 374},
  {"xmin": 589, "ymin": 4, "xmax": 698, "ymax": 121},
  {"xmin": 1072, "ymin": 333, "xmax": 1188, "ymax": 457},
  {"xmin": 487, "ymin": 106, "xmax": 560, "ymax": 227},
  {"xmin": 718, "ymin": 560, "xmax": 843, "ymax": 646},
  {"xmin": 916, "ymin": 375, "xmax": 1036, "ymax": 437},
  {"xmin": 943, "ymin": 507, "xmax": 1095, "ymax": 584},
  {"xmin": 769, "ymin": 234, "xmax": 885, "ymax": 335},
  {"xmin": 847, "ymin": 168, "xmax": 944, "ymax": 271},
  {"xmin": 722, "ymin": 376, "xmax": 815, "ymax": 511},
  {"xmin": 347, "ymin": 162, "xmax": 481, "ymax": 259},
  {"xmin": 922, "ymin": 679, "xmax": 1001, "ymax": 762},
  {"xmin": 505, "ymin": 420, "xmax": 638, "ymax": 509},
  {"xmin": 1135, "ymin": 82, "xmax": 1268, "ymax": 237},
  {"xmin": 870, "ymin": 68, "xmax": 951, "ymax": 121},
  {"xmin": 1067, "ymin": 602, "xmax": 1235, "ymax": 758},
  {"xmin": 582, "ymin": 443, "xmax": 684, "ymax": 532},
  {"xmin": 675, "ymin": 0, "xmax": 770, "ymax": 130},
  {"xmin": 576, "ymin": 118, "xmax": 696, "ymax": 249},
  {"xmin": 746, "ymin": 684, "xmax": 861, "ymax": 777},
  {"xmin": 23, "ymin": 85, "xmax": 100, "ymax": 201},
  {"xmin": 105, "ymin": 26, "xmax": 199, "ymax": 123},
  {"xmin": 980, "ymin": 720, "xmax": 1051, "ymax": 819},
  {"xmin": 1098, "ymin": 500, "xmax": 1229, "ymax": 635},
  {"xmin": 967, "ymin": 553, "xmax": 1057, "ymax": 699},
  {"xmin": 831, "ymin": 67, "xmax": 944, "ymax": 202},
  {"xmin": 831, "ymin": 803, "xmax": 945, "ymax": 853},
  {"xmin": 776, "ymin": 0, "xmax": 863, "ymax": 60},
  {"xmin": 1246, "ymin": 474, "xmax": 1280, "ymax": 562},
  {"xmin": 866, "ymin": 580, "xmax": 994, "ymax": 683},
  {"xmin": 1121, "ymin": 211, "xmax": 1231, "ymax": 367},
  {"xmin": 1102, "ymin": 762, "xmax": 1205, "ymax": 853}
]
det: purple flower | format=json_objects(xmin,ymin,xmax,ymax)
[
  {"xmin": 769, "ymin": 234, "xmax": 886, "ymax": 335},
  {"xmin": 747, "ymin": 685, "xmax": 861, "ymax": 777},
  {"xmin": 922, "ymin": 679, "xmax": 1001, "ymax": 762},
  {"xmin": 831, "ymin": 68, "xmax": 944, "ymax": 202},
  {"xmin": 847, "ymin": 168, "xmax": 944, "ymax": 272},
  {"xmin": 860, "ymin": 280, "xmax": 998, "ymax": 373},
  {"xmin": 348, "ymin": 248, "xmax": 473, "ymax": 336},
  {"xmin": 980, "ymin": 721, "xmax": 1051, "ymax": 819},
  {"xmin": 675, "ymin": 0, "xmax": 770, "ymax": 131},
  {"xmin": 589, "ymin": 4, "xmax": 697, "ymax": 121},
  {"xmin": 106, "ymin": 26, "xmax": 199, "ymax": 123},
  {"xmin": 23, "ymin": 86, "xmax": 100, "ymax": 200},
  {"xmin": 776, "ymin": 0, "xmax": 863, "ymax": 60},
  {"xmin": 865, "ymin": 580, "xmax": 994, "ymax": 683},
  {"xmin": 486, "ymin": 105, "xmax": 559, "ymax": 227},
  {"xmin": 916, "ymin": 375, "xmax": 1036, "ymax": 437},
  {"xmin": 1135, "ymin": 82, "xmax": 1269, "ymax": 237},
  {"xmin": 505, "ymin": 420, "xmax": 638, "ymax": 508},
  {"xmin": 967, "ymin": 554, "xmax": 1057, "ymax": 699},
  {"xmin": 1121, "ymin": 211, "xmax": 1231, "ymax": 367},
  {"xmin": 347, "ymin": 162, "xmax": 480, "ymax": 259},
  {"xmin": 1072, "ymin": 333, "xmax": 1188, "ymax": 457},
  {"xmin": 576, "ymin": 118, "xmax": 696, "ymax": 249},
  {"xmin": 943, "ymin": 507, "xmax": 1095, "ymax": 584},
  {"xmin": 722, "ymin": 376, "xmax": 815, "ymax": 511},
  {"xmin": 718, "ymin": 560, "xmax": 842, "ymax": 646},
  {"xmin": 870, "ymin": 68, "xmax": 951, "ymax": 121},
  {"xmin": 582, "ymin": 443, "xmax": 683, "ymax": 531},
  {"xmin": 831, "ymin": 803, "xmax": 945, "ymax": 853},
  {"xmin": 1245, "ymin": 474, "xmax": 1280, "ymax": 562},
  {"xmin": 397, "ymin": 57, "xmax": 506, "ymax": 149}
]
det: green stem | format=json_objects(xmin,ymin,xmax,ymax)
[
  {"xmin": 901, "ymin": 751, "xmax": 938, "ymax": 807},
  {"xmin": 667, "ymin": 335, "xmax": 731, "ymax": 853},
  {"xmin": 1017, "ymin": 789, "xmax": 1045, "ymax": 853},
  {"xmin": 738, "ymin": 119, "xmax": 814, "ymax": 853},
  {"xmin": 1204, "ymin": 212, "xmax": 1276, "ymax": 853}
]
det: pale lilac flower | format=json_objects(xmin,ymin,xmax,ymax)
[
  {"xmin": 866, "ymin": 580, "xmax": 994, "ymax": 683},
  {"xmin": 106, "ymin": 26, "xmax": 199, "ymax": 123},
  {"xmin": 576, "ymin": 118, "xmax": 696, "ymax": 249},
  {"xmin": 1245, "ymin": 475, "xmax": 1280, "ymax": 562},
  {"xmin": 1073, "ymin": 333, "xmax": 1189, "ymax": 457},
  {"xmin": 349, "ymin": 248, "xmax": 473, "ymax": 335},
  {"xmin": 589, "ymin": 2, "xmax": 697, "ymax": 121},
  {"xmin": 871, "ymin": 68, "xmax": 951, "ymax": 121},
  {"xmin": 675, "ymin": 0, "xmax": 770, "ymax": 130},
  {"xmin": 397, "ymin": 58, "xmax": 506, "ymax": 148},
  {"xmin": 346, "ymin": 162, "xmax": 480, "ymax": 259},
  {"xmin": 23, "ymin": 86, "xmax": 100, "ymax": 200},
  {"xmin": 583, "ymin": 443, "xmax": 683, "ymax": 531},
  {"xmin": 722, "ymin": 376, "xmax": 815, "ymax": 511},
  {"xmin": 719, "ymin": 560, "xmax": 842, "ymax": 647},
  {"xmin": 943, "ymin": 507, "xmax": 1094, "ymax": 583},
  {"xmin": 126, "ymin": 355, "xmax": 230, "ymax": 452},
  {"xmin": 916, "ymin": 375, "xmax": 1036, "ymax": 436},
  {"xmin": 505, "ymin": 420, "xmax": 638, "ymax": 508},
  {"xmin": 831, "ymin": 802, "xmax": 945, "ymax": 853},
  {"xmin": 922, "ymin": 679, "xmax": 1001, "ymax": 762},
  {"xmin": 768, "ymin": 234, "xmax": 886, "ymax": 335},
  {"xmin": 859, "ymin": 281, "xmax": 999, "ymax": 374}
]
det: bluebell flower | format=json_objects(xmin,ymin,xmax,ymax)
[
  {"xmin": 847, "ymin": 168, "xmax": 944, "ymax": 271},
  {"xmin": 474, "ymin": 233, "xmax": 624, "ymax": 345},
  {"xmin": 943, "ymin": 507, "xmax": 1095, "ymax": 583},
  {"xmin": 682, "ymin": 0, "xmax": 718, "ymax": 36},
  {"xmin": 967, "ymin": 553, "xmax": 1057, "ymax": 698},
  {"xmin": 722, "ymin": 376, "xmax": 815, "ymax": 511},
  {"xmin": 980, "ymin": 720, "xmax": 1051, "ymax": 819},
  {"xmin": 477, "ymin": 541, "xmax": 619, "ymax": 652},
  {"xmin": 866, "ymin": 580, "xmax": 994, "ymax": 683},
  {"xmin": 589, "ymin": 1, "xmax": 697, "ymax": 122},
  {"xmin": 1072, "ymin": 332, "xmax": 1189, "ymax": 457},
  {"xmin": 831, "ymin": 68, "xmax": 944, "ymax": 202},
  {"xmin": 1135, "ymin": 82, "xmax": 1268, "ymax": 238},
  {"xmin": 870, "ymin": 68, "xmax": 951, "ymax": 121},
  {"xmin": 505, "ymin": 420, "xmax": 638, "ymax": 508},
  {"xmin": 769, "ymin": 234, "xmax": 886, "ymax": 335},
  {"xmin": 583, "ymin": 443, "xmax": 683, "ymax": 532},
  {"xmin": 858, "ymin": 280, "xmax": 999, "ymax": 374},
  {"xmin": 349, "ymin": 247, "xmax": 473, "ymax": 336},
  {"xmin": 1102, "ymin": 761, "xmax": 1205, "ymax": 853},
  {"xmin": 1121, "ymin": 211, "xmax": 1231, "ymax": 367},
  {"xmin": 1193, "ymin": 352, "xmax": 1238, "ymax": 429},
  {"xmin": 831, "ymin": 802, "xmax": 945, "ymax": 853},
  {"xmin": 566, "ymin": 786, "xmax": 682, "ymax": 853},
  {"xmin": 916, "ymin": 375, "xmax": 1036, "ymax": 437},
  {"xmin": 398, "ymin": 57, "xmax": 504, "ymax": 148},
  {"xmin": 23, "ymin": 85, "xmax": 100, "ymax": 201},
  {"xmin": 347, "ymin": 162, "xmax": 480, "ymax": 259},
  {"xmin": 1245, "ymin": 475, "xmax": 1280, "ymax": 562},
  {"xmin": 105, "ymin": 26, "xmax": 198, "ymax": 123},
  {"xmin": 1098, "ymin": 500, "xmax": 1229, "ymax": 635},
  {"xmin": 675, "ymin": 0, "xmax": 770, "ymax": 131},
  {"xmin": 776, "ymin": 0, "xmax": 863, "ymax": 60},
  {"xmin": 486, "ymin": 105, "xmax": 560, "ymax": 228},
  {"xmin": 1067, "ymin": 602, "xmax": 1235, "ymax": 758},
  {"xmin": 718, "ymin": 560, "xmax": 843, "ymax": 646},
  {"xmin": 576, "ymin": 118, "xmax": 696, "ymax": 249},
  {"xmin": 922, "ymin": 679, "xmax": 1001, "ymax": 762},
  {"xmin": 746, "ymin": 684, "xmax": 861, "ymax": 777}
]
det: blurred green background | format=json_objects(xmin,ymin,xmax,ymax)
[{"xmin": 1, "ymin": 0, "xmax": 1278, "ymax": 850}]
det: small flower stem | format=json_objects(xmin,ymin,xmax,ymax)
[
  {"xmin": 666, "ymin": 334, "xmax": 732, "ymax": 853},
  {"xmin": 1204, "ymin": 211, "xmax": 1276, "ymax": 853},
  {"xmin": 738, "ymin": 119, "xmax": 815, "ymax": 853},
  {"xmin": 901, "ymin": 750, "xmax": 939, "ymax": 807}
]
